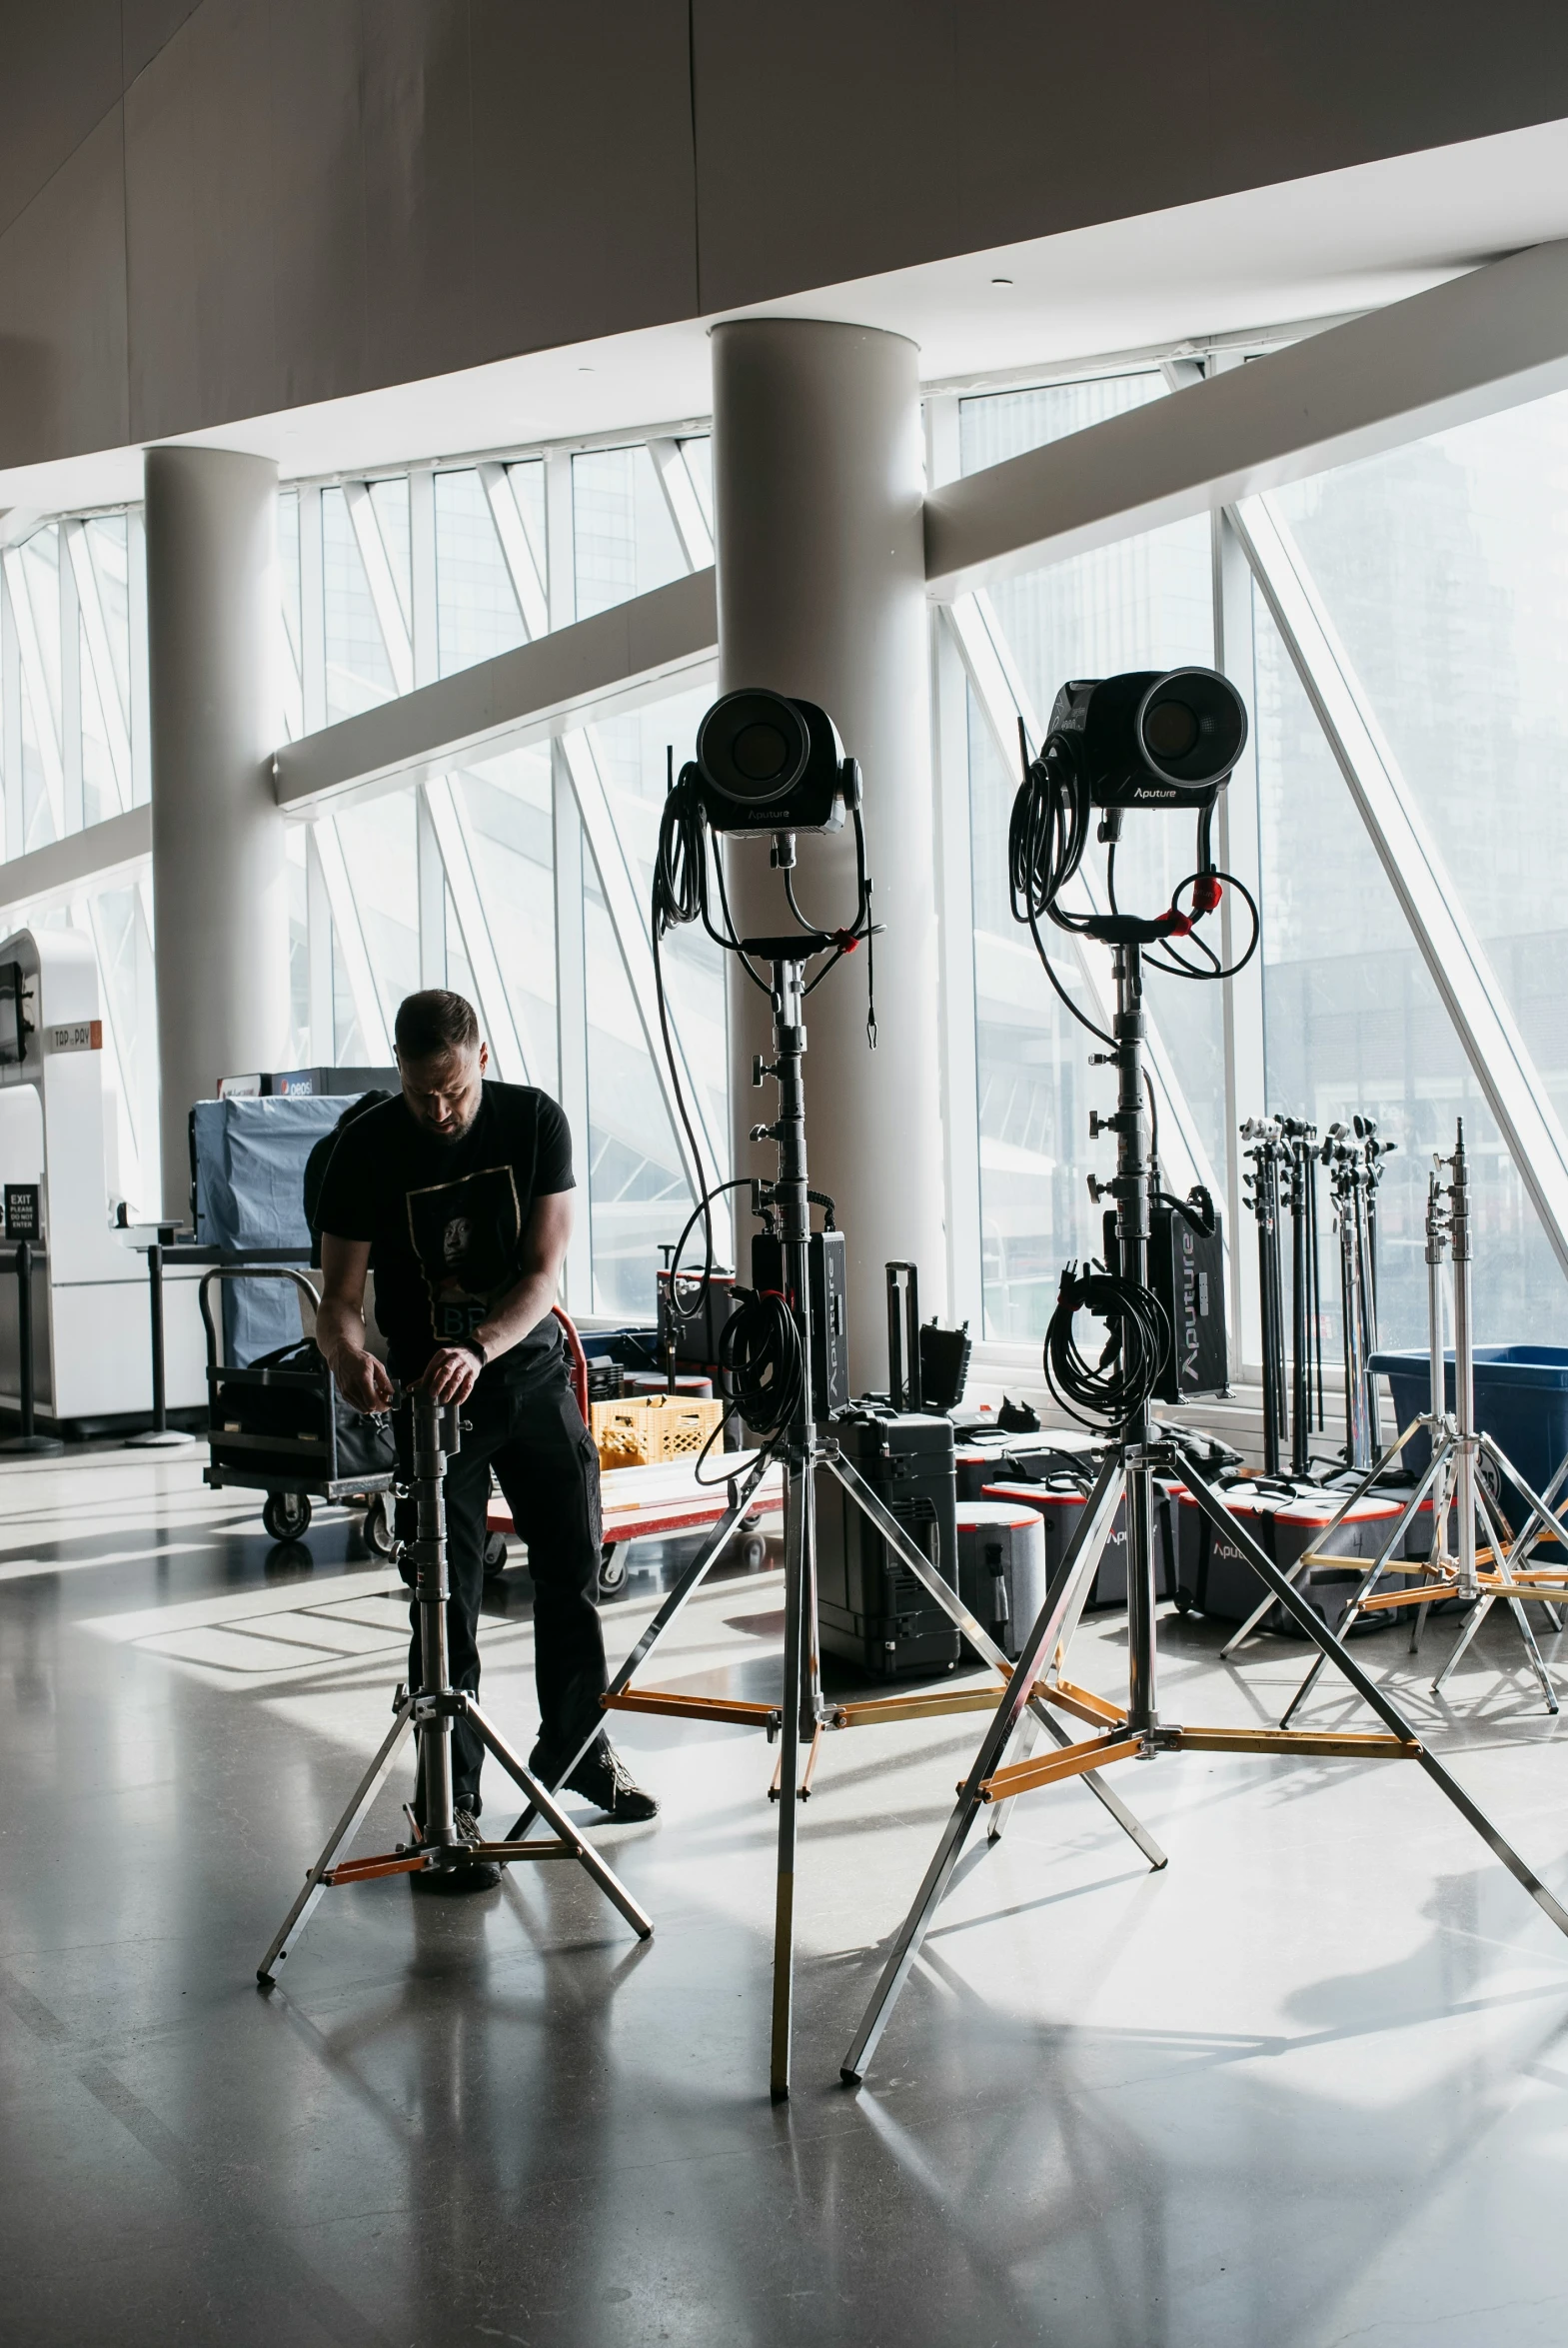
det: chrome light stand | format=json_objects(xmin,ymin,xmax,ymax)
[
  {"xmin": 841, "ymin": 954, "xmax": 1568, "ymax": 2088},
  {"xmin": 503, "ymin": 950, "xmax": 1164, "ymax": 2099},
  {"xmin": 1248, "ymin": 1124, "xmax": 1568, "ymax": 1723},
  {"xmin": 257, "ymin": 1389, "xmax": 652, "ymax": 1982}
]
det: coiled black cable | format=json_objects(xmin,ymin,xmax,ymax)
[
  {"xmin": 1043, "ymin": 1261, "xmax": 1169, "ymax": 1434},
  {"xmin": 718, "ymin": 1286, "xmax": 805, "ymax": 1441}
]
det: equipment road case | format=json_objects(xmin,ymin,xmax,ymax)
[
  {"xmin": 980, "ymin": 1476, "xmax": 1179, "ymax": 1610},
  {"xmin": 956, "ymin": 1500, "xmax": 1047, "ymax": 1661},
  {"xmin": 816, "ymin": 1407, "xmax": 959, "ymax": 1677},
  {"xmin": 1170, "ymin": 1481, "xmax": 1405, "ymax": 1633}
]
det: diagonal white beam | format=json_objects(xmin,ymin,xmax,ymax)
[
  {"xmin": 420, "ymin": 774, "xmax": 533, "ymax": 1086},
  {"xmin": 344, "ymin": 482, "xmax": 414, "ymax": 696},
  {"xmin": 649, "ymin": 439, "xmax": 714, "ymax": 570},
  {"xmin": 273, "ymin": 569, "xmax": 716, "ymax": 814},
  {"xmin": 1233, "ymin": 492, "xmax": 1568, "ymax": 1279},
  {"xmin": 310, "ymin": 814, "xmax": 393, "ymax": 1062},
  {"xmin": 925, "ymin": 238, "xmax": 1568, "ymax": 598},
  {"xmin": 478, "ymin": 464, "xmax": 549, "ymax": 639},
  {"xmin": 1, "ymin": 544, "xmax": 64, "ymax": 838},
  {"xmin": 943, "ymin": 591, "xmax": 1224, "ymax": 1211},
  {"xmin": 63, "ymin": 521, "xmax": 132, "ymax": 809}
]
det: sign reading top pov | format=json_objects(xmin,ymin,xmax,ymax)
[
  {"xmin": 4, "ymin": 1185, "xmax": 40, "ymax": 1240},
  {"xmin": 47, "ymin": 1021, "xmax": 102, "ymax": 1053}
]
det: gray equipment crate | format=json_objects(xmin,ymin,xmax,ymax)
[
  {"xmin": 200, "ymin": 1266, "xmax": 395, "ymax": 1548},
  {"xmin": 956, "ymin": 1500, "xmax": 1047, "ymax": 1661},
  {"xmin": 980, "ymin": 1476, "xmax": 1179, "ymax": 1609},
  {"xmin": 1171, "ymin": 1481, "xmax": 1404, "ymax": 1632}
]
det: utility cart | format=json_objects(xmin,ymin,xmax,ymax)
[{"xmin": 199, "ymin": 1265, "xmax": 396, "ymax": 1550}]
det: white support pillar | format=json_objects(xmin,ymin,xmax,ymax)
[
  {"xmin": 713, "ymin": 319, "xmax": 941, "ymax": 1386},
  {"xmin": 145, "ymin": 447, "xmax": 287, "ymax": 1215}
]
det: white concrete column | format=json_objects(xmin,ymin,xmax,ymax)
[
  {"xmin": 712, "ymin": 319, "xmax": 942, "ymax": 1387},
  {"xmin": 144, "ymin": 447, "xmax": 288, "ymax": 1215}
]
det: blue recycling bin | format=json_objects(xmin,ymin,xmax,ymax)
[{"xmin": 1370, "ymin": 1346, "xmax": 1568, "ymax": 1521}]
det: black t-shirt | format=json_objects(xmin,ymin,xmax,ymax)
[{"xmin": 314, "ymin": 1082, "xmax": 574, "ymax": 1382}]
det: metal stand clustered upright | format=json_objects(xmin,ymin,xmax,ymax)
[
  {"xmin": 257, "ymin": 1390, "xmax": 652, "ymax": 1982},
  {"xmin": 503, "ymin": 950, "xmax": 1164, "ymax": 2100},
  {"xmin": 1235, "ymin": 1122, "xmax": 1568, "ymax": 1722},
  {"xmin": 840, "ymin": 948, "xmax": 1568, "ymax": 2087}
]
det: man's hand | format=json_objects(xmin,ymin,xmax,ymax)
[
  {"xmin": 333, "ymin": 1346, "xmax": 395, "ymax": 1414},
  {"xmin": 417, "ymin": 1345, "xmax": 482, "ymax": 1405}
]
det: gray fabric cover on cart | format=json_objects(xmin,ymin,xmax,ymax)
[{"xmin": 192, "ymin": 1096, "xmax": 345, "ymax": 1363}]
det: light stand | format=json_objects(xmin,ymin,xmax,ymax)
[
  {"xmin": 1282, "ymin": 1117, "xmax": 1324, "ymax": 1479},
  {"xmin": 505, "ymin": 951, "xmax": 1166, "ymax": 2097},
  {"xmin": 256, "ymin": 1389, "xmax": 652, "ymax": 1982},
  {"xmin": 840, "ymin": 950, "xmax": 1568, "ymax": 2087},
  {"xmin": 1240, "ymin": 1120, "xmax": 1287, "ymax": 1478},
  {"xmin": 1246, "ymin": 1125, "xmax": 1568, "ymax": 1721}
]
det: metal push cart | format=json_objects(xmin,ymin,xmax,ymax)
[{"xmin": 199, "ymin": 1265, "xmax": 396, "ymax": 1550}]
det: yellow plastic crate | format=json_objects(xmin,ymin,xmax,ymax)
[{"xmin": 590, "ymin": 1393, "xmax": 725, "ymax": 1469}]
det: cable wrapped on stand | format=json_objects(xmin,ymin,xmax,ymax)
[
  {"xmin": 718, "ymin": 1287, "xmax": 805, "ymax": 1444},
  {"xmin": 1043, "ymin": 1261, "xmax": 1169, "ymax": 1435}
]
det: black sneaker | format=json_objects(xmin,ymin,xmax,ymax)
[
  {"xmin": 410, "ymin": 1806, "xmax": 500, "ymax": 1893},
  {"xmin": 564, "ymin": 1739, "xmax": 659, "ymax": 1823}
]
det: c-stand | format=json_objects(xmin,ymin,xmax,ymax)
[
  {"xmin": 504, "ymin": 948, "xmax": 1165, "ymax": 2098},
  {"xmin": 257, "ymin": 1389, "xmax": 652, "ymax": 1981},
  {"xmin": 1254, "ymin": 1124, "xmax": 1568, "ymax": 1721},
  {"xmin": 841, "ymin": 942, "xmax": 1568, "ymax": 2087}
]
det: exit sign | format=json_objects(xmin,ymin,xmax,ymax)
[{"xmin": 5, "ymin": 1184, "xmax": 40, "ymax": 1240}]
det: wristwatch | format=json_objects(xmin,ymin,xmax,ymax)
[{"xmin": 454, "ymin": 1335, "xmax": 488, "ymax": 1370}]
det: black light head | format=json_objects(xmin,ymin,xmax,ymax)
[
  {"xmin": 1047, "ymin": 667, "xmax": 1248, "ymax": 811},
  {"xmin": 695, "ymin": 689, "xmax": 857, "ymax": 836}
]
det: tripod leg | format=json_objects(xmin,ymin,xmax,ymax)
[
  {"xmin": 468, "ymin": 1704, "xmax": 653, "ymax": 1938},
  {"xmin": 841, "ymin": 1464, "xmax": 1128, "ymax": 2085},
  {"xmin": 503, "ymin": 1450, "xmax": 774, "ymax": 1841},
  {"xmin": 1220, "ymin": 1420, "xmax": 1425, "ymax": 1660},
  {"xmin": 1505, "ymin": 1598, "xmax": 1559, "ymax": 1714},
  {"xmin": 771, "ymin": 1456, "xmax": 809, "ymax": 2100},
  {"xmin": 257, "ymin": 1701, "xmax": 416, "ymax": 1982},
  {"xmin": 1278, "ymin": 1451, "xmax": 1445, "ymax": 1728},
  {"xmin": 1472, "ymin": 1476, "xmax": 1559, "ymax": 1716},
  {"xmin": 1410, "ymin": 1600, "xmax": 1429, "ymax": 1655},
  {"xmin": 1181, "ymin": 1466, "xmax": 1568, "ymax": 1942},
  {"xmin": 823, "ymin": 1449, "xmax": 1160, "ymax": 1861},
  {"xmin": 1433, "ymin": 1595, "xmax": 1491, "ymax": 1692},
  {"xmin": 990, "ymin": 1703, "xmax": 1168, "ymax": 1867},
  {"xmin": 985, "ymin": 1709, "xmax": 1037, "ymax": 1844}
]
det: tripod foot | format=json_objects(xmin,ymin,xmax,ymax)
[
  {"xmin": 257, "ymin": 1700, "xmax": 416, "ymax": 1980},
  {"xmin": 469, "ymin": 1703, "xmax": 653, "ymax": 1939}
]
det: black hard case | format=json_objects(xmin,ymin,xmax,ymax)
[{"xmin": 816, "ymin": 1407, "xmax": 960, "ymax": 1676}]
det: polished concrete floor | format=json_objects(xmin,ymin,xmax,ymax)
[{"xmin": 6, "ymin": 1448, "xmax": 1568, "ymax": 2345}]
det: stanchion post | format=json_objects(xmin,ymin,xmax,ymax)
[{"xmin": 126, "ymin": 1222, "xmax": 195, "ymax": 1449}]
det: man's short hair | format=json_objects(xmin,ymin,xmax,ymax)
[{"xmin": 395, "ymin": 990, "xmax": 480, "ymax": 1063}]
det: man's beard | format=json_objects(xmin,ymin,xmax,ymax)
[{"xmin": 414, "ymin": 1104, "xmax": 480, "ymax": 1147}]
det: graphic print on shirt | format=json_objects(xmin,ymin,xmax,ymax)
[{"xmin": 405, "ymin": 1165, "xmax": 523, "ymax": 1342}]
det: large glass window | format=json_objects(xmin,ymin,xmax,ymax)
[
  {"xmin": 572, "ymin": 447, "xmax": 688, "ymax": 621},
  {"xmin": 0, "ymin": 515, "xmax": 143, "ymax": 858},
  {"xmin": 451, "ymin": 744, "xmax": 559, "ymax": 1097},
  {"xmin": 322, "ymin": 488, "xmax": 399, "ymax": 723},
  {"xmin": 333, "ymin": 796, "xmax": 419, "ymax": 1044},
  {"xmin": 960, "ymin": 375, "xmax": 1219, "ymax": 1340},
  {"xmin": 435, "ymin": 470, "xmax": 529, "ymax": 674},
  {"xmin": 582, "ymin": 685, "xmax": 727, "ymax": 1316},
  {"xmin": 1259, "ymin": 398, "xmax": 1568, "ymax": 1343}
]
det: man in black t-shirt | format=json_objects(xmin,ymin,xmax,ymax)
[{"xmin": 315, "ymin": 989, "xmax": 657, "ymax": 1892}]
